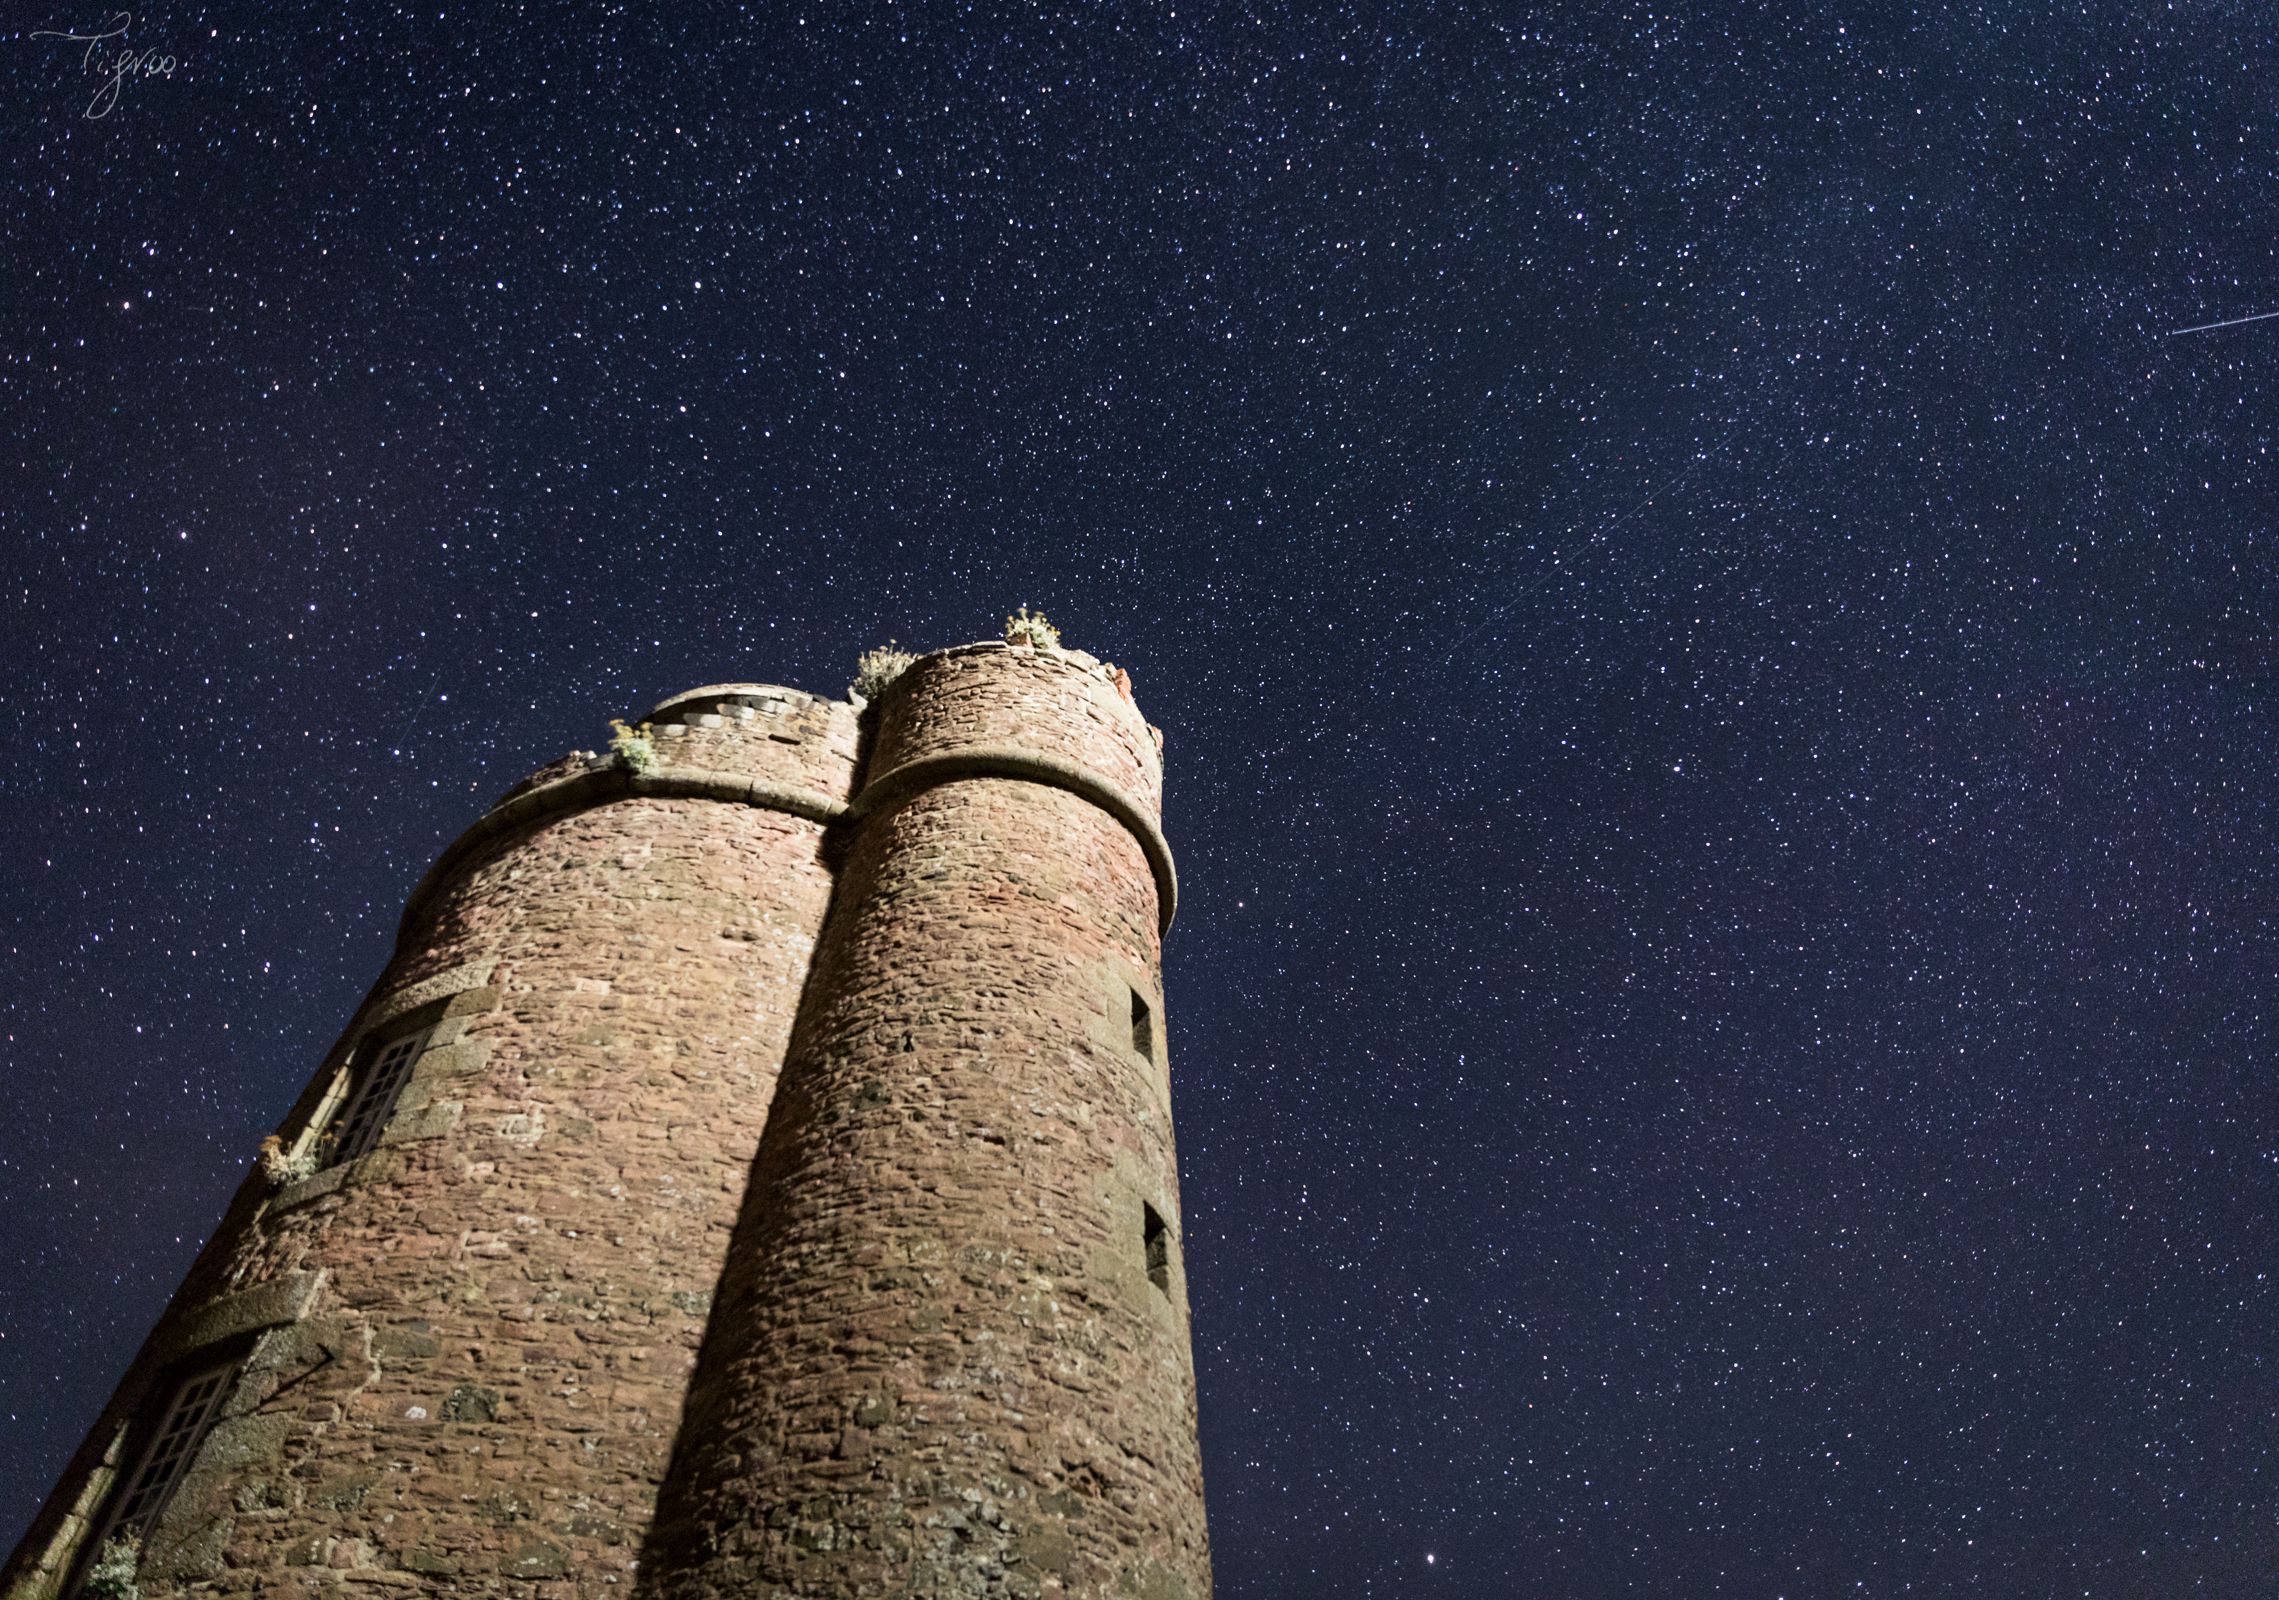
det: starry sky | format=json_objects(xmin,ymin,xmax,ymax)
[{"xmin": 3, "ymin": 3, "xmax": 2275, "ymax": 1594}]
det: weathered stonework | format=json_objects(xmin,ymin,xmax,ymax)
[
  {"xmin": 6, "ymin": 650, "xmax": 1209, "ymax": 1600},
  {"xmin": 638, "ymin": 644, "xmax": 1206, "ymax": 1600}
]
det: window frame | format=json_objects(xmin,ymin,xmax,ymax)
[
  {"xmin": 1142, "ymin": 1201, "xmax": 1172, "ymax": 1296},
  {"xmin": 76, "ymin": 1353, "xmax": 241, "ymax": 1581},
  {"xmin": 322, "ymin": 1022, "xmax": 431, "ymax": 1168}
]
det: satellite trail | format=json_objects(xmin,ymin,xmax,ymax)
[{"xmin": 2166, "ymin": 307, "xmax": 2279, "ymax": 337}]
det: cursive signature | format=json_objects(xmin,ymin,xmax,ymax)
[{"xmin": 30, "ymin": 11, "xmax": 177, "ymax": 119}]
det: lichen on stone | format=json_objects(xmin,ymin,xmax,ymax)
[
  {"xmin": 81, "ymin": 1533, "xmax": 142, "ymax": 1600},
  {"xmin": 257, "ymin": 1133, "xmax": 321, "ymax": 1185},
  {"xmin": 608, "ymin": 718, "xmax": 660, "ymax": 775}
]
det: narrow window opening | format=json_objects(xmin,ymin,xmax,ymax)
[
  {"xmin": 1130, "ymin": 987, "xmax": 1154, "ymax": 1061},
  {"xmin": 325, "ymin": 1025, "xmax": 428, "ymax": 1168},
  {"xmin": 1142, "ymin": 1203, "xmax": 1171, "ymax": 1296},
  {"xmin": 81, "ymin": 1355, "xmax": 240, "ymax": 1571}
]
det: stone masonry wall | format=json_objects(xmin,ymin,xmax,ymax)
[
  {"xmin": 639, "ymin": 645, "xmax": 1210, "ymax": 1600},
  {"xmin": 3, "ymin": 687, "xmax": 860, "ymax": 1600},
  {"xmin": 7, "ymin": 655, "xmax": 1212, "ymax": 1600}
]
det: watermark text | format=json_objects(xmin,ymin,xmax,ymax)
[{"xmin": 30, "ymin": 12, "xmax": 177, "ymax": 119}]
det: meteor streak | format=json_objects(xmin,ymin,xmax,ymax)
[{"xmin": 2166, "ymin": 307, "xmax": 2279, "ymax": 336}]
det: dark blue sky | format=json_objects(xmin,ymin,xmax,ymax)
[{"xmin": 4, "ymin": 4, "xmax": 2275, "ymax": 1594}]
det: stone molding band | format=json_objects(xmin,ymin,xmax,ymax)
[
  {"xmin": 399, "ymin": 747, "xmax": 1177, "ymax": 942},
  {"xmin": 852, "ymin": 745, "xmax": 1179, "ymax": 934},
  {"xmin": 155, "ymin": 1271, "xmax": 327, "ymax": 1366},
  {"xmin": 398, "ymin": 765, "xmax": 850, "ymax": 940}
]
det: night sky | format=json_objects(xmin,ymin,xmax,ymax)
[{"xmin": 4, "ymin": 4, "xmax": 2276, "ymax": 1594}]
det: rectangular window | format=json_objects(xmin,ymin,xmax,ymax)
[
  {"xmin": 1130, "ymin": 987, "xmax": 1154, "ymax": 1061},
  {"xmin": 89, "ymin": 1356, "xmax": 239, "ymax": 1555},
  {"xmin": 1142, "ymin": 1203, "xmax": 1171, "ymax": 1295},
  {"xmin": 326, "ymin": 1025, "xmax": 428, "ymax": 1167}
]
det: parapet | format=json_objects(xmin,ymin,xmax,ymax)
[
  {"xmin": 395, "ymin": 647, "xmax": 1175, "ymax": 942},
  {"xmin": 638, "ymin": 682, "xmax": 863, "ymax": 801},
  {"xmin": 859, "ymin": 641, "xmax": 1177, "ymax": 931},
  {"xmin": 397, "ymin": 683, "xmax": 863, "ymax": 943}
]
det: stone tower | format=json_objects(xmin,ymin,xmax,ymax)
[{"xmin": 4, "ymin": 637, "xmax": 1209, "ymax": 1600}]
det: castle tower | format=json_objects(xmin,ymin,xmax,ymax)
[
  {"xmin": 638, "ymin": 640, "xmax": 1207, "ymax": 1599},
  {"xmin": 3, "ymin": 685, "xmax": 862, "ymax": 1596},
  {"xmin": 6, "ymin": 637, "xmax": 1210, "ymax": 1600}
]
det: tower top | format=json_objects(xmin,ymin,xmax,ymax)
[
  {"xmin": 643, "ymin": 681, "xmax": 840, "ymax": 722},
  {"xmin": 854, "ymin": 638, "xmax": 1175, "ymax": 930}
]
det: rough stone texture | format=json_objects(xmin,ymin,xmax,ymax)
[
  {"xmin": 6, "ymin": 653, "xmax": 1210, "ymax": 1600},
  {"xmin": 4, "ymin": 688, "xmax": 860, "ymax": 1600},
  {"xmin": 639, "ymin": 644, "xmax": 1209, "ymax": 1600}
]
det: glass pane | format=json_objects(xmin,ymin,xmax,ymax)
[
  {"xmin": 328, "ymin": 1028, "xmax": 426, "ymax": 1165},
  {"xmin": 103, "ymin": 1358, "xmax": 239, "ymax": 1543}
]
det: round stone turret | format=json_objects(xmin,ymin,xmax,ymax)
[
  {"xmin": 4, "ymin": 644, "xmax": 1214, "ymax": 1600},
  {"xmin": 641, "ymin": 640, "xmax": 1210, "ymax": 1599},
  {"xmin": 3, "ymin": 685, "xmax": 863, "ymax": 1597}
]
